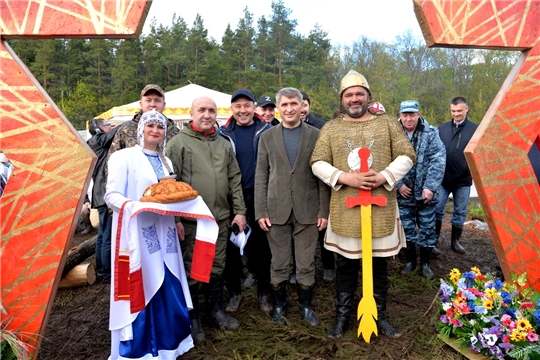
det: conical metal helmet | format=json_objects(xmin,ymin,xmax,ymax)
[{"xmin": 340, "ymin": 70, "xmax": 370, "ymax": 95}]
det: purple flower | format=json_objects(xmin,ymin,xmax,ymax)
[
  {"xmin": 474, "ymin": 305, "xmax": 487, "ymax": 315},
  {"xmin": 440, "ymin": 315, "xmax": 448, "ymax": 323},
  {"xmin": 439, "ymin": 280, "xmax": 454, "ymax": 298}
]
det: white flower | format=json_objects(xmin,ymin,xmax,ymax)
[{"xmin": 442, "ymin": 302, "xmax": 452, "ymax": 311}]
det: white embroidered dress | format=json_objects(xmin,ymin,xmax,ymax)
[{"xmin": 105, "ymin": 146, "xmax": 218, "ymax": 360}]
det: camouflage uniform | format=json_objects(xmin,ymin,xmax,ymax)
[
  {"xmin": 397, "ymin": 117, "xmax": 446, "ymax": 248},
  {"xmin": 106, "ymin": 110, "xmax": 179, "ymax": 174}
]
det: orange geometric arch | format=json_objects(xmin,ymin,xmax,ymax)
[
  {"xmin": 0, "ymin": 1, "xmax": 150, "ymax": 357},
  {"xmin": 415, "ymin": 0, "xmax": 540, "ymax": 288}
]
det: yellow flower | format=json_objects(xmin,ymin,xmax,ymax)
[
  {"xmin": 485, "ymin": 287, "xmax": 498, "ymax": 299},
  {"xmin": 483, "ymin": 299, "xmax": 494, "ymax": 310},
  {"xmin": 449, "ymin": 268, "xmax": 461, "ymax": 284},
  {"xmin": 471, "ymin": 267, "xmax": 482, "ymax": 276},
  {"xmin": 510, "ymin": 329, "xmax": 522, "ymax": 341},
  {"xmin": 517, "ymin": 318, "xmax": 532, "ymax": 332}
]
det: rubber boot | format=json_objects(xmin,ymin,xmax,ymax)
[
  {"xmin": 432, "ymin": 220, "xmax": 442, "ymax": 258},
  {"xmin": 401, "ymin": 241, "xmax": 417, "ymax": 275},
  {"xmin": 188, "ymin": 283, "xmax": 205, "ymax": 343},
  {"xmin": 297, "ymin": 284, "xmax": 319, "ymax": 326},
  {"xmin": 271, "ymin": 281, "xmax": 287, "ymax": 324},
  {"xmin": 451, "ymin": 224, "xmax": 466, "ymax": 254},
  {"xmin": 419, "ymin": 247, "xmax": 434, "ymax": 279},
  {"xmin": 258, "ymin": 291, "xmax": 273, "ymax": 313},
  {"xmin": 225, "ymin": 292, "xmax": 243, "ymax": 313},
  {"xmin": 206, "ymin": 275, "xmax": 240, "ymax": 330},
  {"xmin": 326, "ymin": 292, "xmax": 354, "ymax": 339},
  {"xmin": 373, "ymin": 258, "xmax": 402, "ymax": 338}
]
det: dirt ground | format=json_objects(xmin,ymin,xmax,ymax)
[{"xmin": 39, "ymin": 201, "xmax": 499, "ymax": 360}]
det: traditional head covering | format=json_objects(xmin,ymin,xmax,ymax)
[
  {"xmin": 340, "ymin": 69, "xmax": 370, "ymax": 95},
  {"xmin": 137, "ymin": 110, "xmax": 168, "ymax": 154}
]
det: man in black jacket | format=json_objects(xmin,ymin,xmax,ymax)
[
  {"xmin": 435, "ymin": 97, "xmax": 478, "ymax": 255},
  {"xmin": 300, "ymin": 91, "xmax": 327, "ymax": 129},
  {"xmin": 87, "ymin": 118, "xmax": 118, "ymax": 281}
]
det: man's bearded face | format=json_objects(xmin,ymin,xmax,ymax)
[{"xmin": 341, "ymin": 86, "xmax": 370, "ymax": 119}]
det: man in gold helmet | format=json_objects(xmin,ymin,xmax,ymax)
[{"xmin": 310, "ymin": 70, "xmax": 416, "ymax": 339}]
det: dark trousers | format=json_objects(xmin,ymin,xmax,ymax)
[
  {"xmin": 96, "ymin": 205, "xmax": 112, "ymax": 279},
  {"xmin": 334, "ymin": 253, "xmax": 388, "ymax": 297},
  {"xmin": 224, "ymin": 189, "xmax": 272, "ymax": 296},
  {"xmin": 319, "ymin": 229, "xmax": 335, "ymax": 270}
]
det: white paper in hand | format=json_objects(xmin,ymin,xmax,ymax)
[{"xmin": 229, "ymin": 224, "xmax": 251, "ymax": 255}]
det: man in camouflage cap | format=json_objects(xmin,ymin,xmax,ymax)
[
  {"xmin": 310, "ymin": 70, "xmax": 416, "ymax": 339},
  {"xmin": 107, "ymin": 84, "xmax": 179, "ymax": 160}
]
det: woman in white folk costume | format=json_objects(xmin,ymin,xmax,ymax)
[{"xmin": 105, "ymin": 110, "xmax": 218, "ymax": 359}]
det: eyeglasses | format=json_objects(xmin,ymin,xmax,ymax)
[{"xmin": 102, "ymin": 123, "xmax": 112, "ymax": 127}]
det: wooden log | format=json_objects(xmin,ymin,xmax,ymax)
[
  {"xmin": 62, "ymin": 235, "xmax": 97, "ymax": 277},
  {"xmin": 58, "ymin": 263, "xmax": 96, "ymax": 289}
]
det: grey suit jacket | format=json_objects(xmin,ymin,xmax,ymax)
[{"xmin": 255, "ymin": 121, "xmax": 330, "ymax": 225}]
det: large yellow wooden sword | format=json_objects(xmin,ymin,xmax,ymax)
[{"xmin": 345, "ymin": 148, "xmax": 387, "ymax": 343}]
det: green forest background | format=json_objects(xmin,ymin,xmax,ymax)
[{"xmin": 7, "ymin": 1, "xmax": 519, "ymax": 130}]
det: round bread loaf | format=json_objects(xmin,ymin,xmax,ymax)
[{"xmin": 140, "ymin": 179, "xmax": 198, "ymax": 203}]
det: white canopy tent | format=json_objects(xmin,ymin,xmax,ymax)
[{"xmin": 96, "ymin": 84, "xmax": 233, "ymax": 128}]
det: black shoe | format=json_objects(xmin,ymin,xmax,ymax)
[
  {"xmin": 377, "ymin": 319, "xmax": 402, "ymax": 338},
  {"xmin": 401, "ymin": 262, "xmax": 416, "ymax": 275},
  {"xmin": 297, "ymin": 284, "xmax": 319, "ymax": 326},
  {"xmin": 271, "ymin": 282, "xmax": 287, "ymax": 324},
  {"xmin": 225, "ymin": 293, "xmax": 243, "ymax": 312},
  {"xmin": 190, "ymin": 318, "xmax": 205, "ymax": 343},
  {"xmin": 258, "ymin": 293, "xmax": 273, "ymax": 313},
  {"xmin": 402, "ymin": 241, "xmax": 416, "ymax": 275},
  {"xmin": 451, "ymin": 239, "xmax": 466, "ymax": 254},
  {"xmin": 421, "ymin": 263, "xmax": 434, "ymax": 279},
  {"xmin": 210, "ymin": 309, "xmax": 240, "ymax": 330},
  {"xmin": 326, "ymin": 292, "xmax": 354, "ymax": 339},
  {"xmin": 323, "ymin": 269, "xmax": 335, "ymax": 282},
  {"xmin": 419, "ymin": 247, "xmax": 434, "ymax": 279},
  {"xmin": 206, "ymin": 275, "xmax": 240, "ymax": 330},
  {"xmin": 451, "ymin": 225, "xmax": 466, "ymax": 254},
  {"xmin": 432, "ymin": 246, "xmax": 442, "ymax": 258}
]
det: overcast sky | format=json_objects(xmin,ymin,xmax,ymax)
[{"xmin": 143, "ymin": 0, "xmax": 424, "ymax": 47}]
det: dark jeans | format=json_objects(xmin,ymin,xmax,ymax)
[{"xmin": 96, "ymin": 205, "xmax": 112, "ymax": 279}]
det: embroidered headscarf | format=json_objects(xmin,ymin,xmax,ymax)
[{"xmin": 137, "ymin": 110, "xmax": 168, "ymax": 155}]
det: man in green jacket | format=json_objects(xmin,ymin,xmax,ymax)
[{"xmin": 166, "ymin": 96, "xmax": 247, "ymax": 343}]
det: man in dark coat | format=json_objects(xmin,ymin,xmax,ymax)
[
  {"xmin": 435, "ymin": 97, "xmax": 478, "ymax": 255},
  {"xmin": 87, "ymin": 118, "xmax": 117, "ymax": 280}
]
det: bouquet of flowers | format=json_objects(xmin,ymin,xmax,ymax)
[{"xmin": 438, "ymin": 267, "xmax": 540, "ymax": 360}]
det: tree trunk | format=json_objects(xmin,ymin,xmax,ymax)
[
  {"xmin": 62, "ymin": 236, "xmax": 97, "ymax": 277},
  {"xmin": 59, "ymin": 263, "xmax": 96, "ymax": 288}
]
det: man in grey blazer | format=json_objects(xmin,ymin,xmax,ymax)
[{"xmin": 255, "ymin": 87, "xmax": 330, "ymax": 327}]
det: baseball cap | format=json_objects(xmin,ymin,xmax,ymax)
[
  {"xmin": 399, "ymin": 100, "xmax": 419, "ymax": 113},
  {"xmin": 257, "ymin": 95, "xmax": 275, "ymax": 108},
  {"xmin": 231, "ymin": 89, "xmax": 255, "ymax": 103},
  {"xmin": 141, "ymin": 84, "xmax": 164, "ymax": 98}
]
